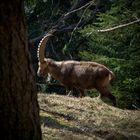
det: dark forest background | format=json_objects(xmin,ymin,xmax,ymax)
[{"xmin": 25, "ymin": 0, "xmax": 140, "ymax": 109}]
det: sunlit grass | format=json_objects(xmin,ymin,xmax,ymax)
[{"xmin": 38, "ymin": 93, "xmax": 140, "ymax": 140}]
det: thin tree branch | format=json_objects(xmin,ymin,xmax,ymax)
[
  {"xmin": 56, "ymin": 0, "xmax": 93, "ymax": 28},
  {"xmin": 50, "ymin": 40, "xmax": 60, "ymax": 60},
  {"xmin": 64, "ymin": 1, "xmax": 94, "ymax": 17},
  {"xmin": 68, "ymin": 1, "xmax": 94, "ymax": 44},
  {"xmin": 97, "ymin": 19, "xmax": 140, "ymax": 32},
  {"xmin": 30, "ymin": 0, "xmax": 94, "ymax": 42}
]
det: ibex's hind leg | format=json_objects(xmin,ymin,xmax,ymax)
[
  {"xmin": 78, "ymin": 89, "xmax": 85, "ymax": 98},
  {"xmin": 98, "ymin": 87, "xmax": 116, "ymax": 106}
]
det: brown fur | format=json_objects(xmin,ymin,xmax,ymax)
[{"xmin": 37, "ymin": 58, "xmax": 116, "ymax": 106}]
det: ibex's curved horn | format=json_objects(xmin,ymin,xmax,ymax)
[{"xmin": 37, "ymin": 29, "xmax": 57, "ymax": 63}]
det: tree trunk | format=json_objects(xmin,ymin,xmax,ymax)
[{"xmin": 0, "ymin": 1, "xmax": 41, "ymax": 140}]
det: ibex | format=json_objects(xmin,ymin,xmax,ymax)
[{"xmin": 37, "ymin": 33, "xmax": 116, "ymax": 106}]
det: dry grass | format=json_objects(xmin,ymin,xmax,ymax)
[{"xmin": 38, "ymin": 93, "xmax": 140, "ymax": 140}]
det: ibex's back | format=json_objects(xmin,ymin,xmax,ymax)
[{"xmin": 53, "ymin": 60, "xmax": 113, "ymax": 90}]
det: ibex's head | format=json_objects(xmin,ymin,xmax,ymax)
[
  {"xmin": 37, "ymin": 61, "xmax": 47, "ymax": 77},
  {"xmin": 37, "ymin": 58, "xmax": 53, "ymax": 77},
  {"xmin": 37, "ymin": 33, "xmax": 53, "ymax": 77}
]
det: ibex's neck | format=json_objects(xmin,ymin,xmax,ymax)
[{"xmin": 47, "ymin": 59, "xmax": 62, "ymax": 79}]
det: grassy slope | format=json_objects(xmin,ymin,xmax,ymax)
[{"xmin": 38, "ymin": 93, "xmax": 140, "ymax": 140}]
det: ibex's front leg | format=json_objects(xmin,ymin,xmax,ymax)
[
  {"xmin": 67, "ymin": 90, "xmax": 73, "ymax": 96},
  {"xmin": 66, "ymin": 87, "xmax": 74, "ymax": 97}
]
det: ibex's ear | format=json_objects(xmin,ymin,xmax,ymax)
[
  {"xmin": 40, "ymin": 60, "xmax": 46, "ymax": 64},
  {"xmin": 39, "ymin": 58, "xmax": 46, "ymax": 64}
]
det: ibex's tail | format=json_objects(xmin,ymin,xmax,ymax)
[{"xmin": 109, "ymin": 71, "xmax": 115, "ymax": 81}]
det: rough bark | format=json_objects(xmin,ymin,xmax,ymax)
[{"xmin": 0, "ymin": 1, "xmax": 41, "ymax": 140}]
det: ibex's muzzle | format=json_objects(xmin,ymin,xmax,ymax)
[
  {"xmin": 37, "ymin": 68, "xmax": 45, "ymax": 77},
  {"xmin": 37, "ymin": 61, "xmax": 47, "ymax": 77}
]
